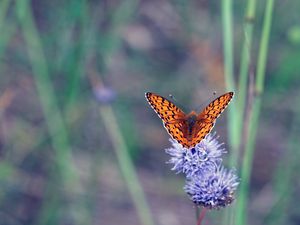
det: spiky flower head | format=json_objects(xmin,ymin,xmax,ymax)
[
  {"xmin": 165, "ymin": 132, "xmax": 239, "ymax": 209},
  {"xmin": 165, "ymin": 133, "xmax": 226, "ymax": 178},
  {"xmin": 184, "ymin": 166, "xmax": 239, "ymax": 209}
]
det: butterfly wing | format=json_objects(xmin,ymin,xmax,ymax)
[
  {"xmin": 145, "ymin": 92, "xmax": 190, "ymax": 147},
  {"xmin": 189, "ymin": 122, "xmax": 215, "ymax": 148},
  {"xmin": 146, "ymin": 92, "xmax": 234, "ymax": 149},
  {"xmin": 199, "ymin": 92, "xmax": 234, "ymax": 121},
  {"xmin": 190, "ymin": 92, "xmax": 234, "ymax": 146}
]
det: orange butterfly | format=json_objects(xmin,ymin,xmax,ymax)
[{"xmin": 145, "ymin": 92, "xmax": 234, "ymax": 149}]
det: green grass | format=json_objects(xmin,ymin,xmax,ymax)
[
  {"xmin": 221, "ymin": 0, "xmax": 275, "ymax": 225},
  {"xmin": 0, "ymin": 1, "xmax": 298, "ymax": 225},
  {"xmin": 235, "ymin": 1, "xmax": 274, "ymax": 225}
]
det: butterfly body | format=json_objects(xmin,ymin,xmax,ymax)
[
  {"xmin": 186, "ymin": 112, "xmax": 197, "ymax": 135},
  {"xmin": 145, "ymin": 92, "xmax": 234, "ymax": 149}
]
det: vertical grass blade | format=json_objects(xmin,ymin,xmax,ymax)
[
  {"xmin": 14, "ymin": 1, "xmax": 90, "ymax": 224},
  {"xmin": 92, "ymin": 1, "xmax": 152, "ymax": 223},
  {"xmin": 221, "ymin": 1, "xmax": 242, "ymax": 184},
  {"xmin": 221, "ymin": 2, "xmax": 239, "ymax": 224},
  {"xmin": 15, "ymin": 0, "xmax": 76, "ymax": 184},
  {"xmin": 236, "ymin": 0, "xmax": 257, "ymax": 159},
  {"xmin": 222, "ymin": 0, "xmax": 235, "ymax": 93},
  {"xmin": 64, "ymin": 1, "xmax": 88, "ymax": 108},
  {"xmin": 99, "ymin": 105, "xmax": 155, "ymax": 225},
  {"xmin": 224, "ymin": 2, "xmax": 257, "ymax": 224},
  {"xmin": 235, "ymin": 1, "xmax": 275, "ymax": 225}
]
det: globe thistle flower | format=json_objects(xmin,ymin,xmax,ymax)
[
  {"xmin": 93, "ymin": 86, "xmax": 116, "ymax": 104},
  {"xmin": 165, "ymin": 133, "xmax": 226, "ymax": 178},
  {"xmin": 89, "ymin": 73, "xmax": 116, "ymax": 104},
  {"xmin": 184, "ymin": 166, "xmax": 239, "ymax": 209}
]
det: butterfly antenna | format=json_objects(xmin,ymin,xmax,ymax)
[
  {"xmin": 168, "ymin": 94, "xmax": 188, "ymax": 112},
  {"xmin": 195, "ymin": 91, "xmax": 218, "ymax": 112},
  {"xmin": 168, "ymin": 94, "xmax": 176, "ymax": 101}
]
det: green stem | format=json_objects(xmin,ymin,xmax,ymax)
[
  {"xmin": 221, "ymin": 0, "xmax": 239, "ymax": 164},
  {"xmin": 65, "ymin": 0, "xmax": 88, "ymax": 108},
  {"xmin": 255, "ymin": 1, "xmax": 274, "ymax": 94},
  {"xmin": 235, "ymin": 1, "xmax": 274, "ymax": 225},
  {"xmin": 15, "ymin": 1, "xmax": 89, "ymax": 224},
  {"xmin": 235, "ymin": 0, "xmax": 257, "ymax": 165},
  {"xmin": 224, "ymin": 1, "xmax": 256, "ymax": 224},
  {"xmin": 15, "ymin": 0, "xmax": 76, "ymax": 184},
  {"xmin": 93, "ymin": 1, "xmax": 150, "ymax": 222},
  {"xmin": 99, "ymin": 106, "xmax": 155, "ymax": 225},
  {"xmin": 222, "ymin": 0, "xmax": 235, "ymax": 92},
  {"xmin": 221, "ymin": 2, "xmax": 241, "ymax": 223}
]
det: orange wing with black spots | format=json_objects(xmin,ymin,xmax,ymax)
[
  {"xmin": 199, "ymin": 92, "xmax": 234, "ymax": 121},
  {"xmin": 187, "ymin": 92, "xmax": 234, "ymax": 146},
  {"xmin": 145, "ymin": 92, "xmax": 188, "ymax": 147},
  {"xmin": 145, "ymin": 92, "xmax": 234, "ymax": 149},
  {"xmin": 188, "ymin": 121, "xmax": 215, "ymax": 148}
]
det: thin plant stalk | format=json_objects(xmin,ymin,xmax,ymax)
[
  {"xmin": 65, "ymin": 1, "xmax": 88, "ymax": 109},
  {"xmin": 15, "ymin": 1, "xmax": 91, "ymax": 224},
  {"xmin": 235, "ymin": 1, "xmax": 275, "ymax": 225},
  {"xmin": 222, "ymin": 0, "xmax": 235, "ymax": 92},
  {"xmin": 223, "ymin": 1, "xmax": 257, "ymax": 224},
  {"xmin": 15, "ymin": 0, "xmax": 77, "ymax": 184},
  {"xmin": 221, "ymin": 2, "xmax": 238, "ymax": 224},
  {"xmin": 99, "ymin": 105, "xmax": 155, "ymax": 225},
  {"xmin": 234, "ymin": 0, "xmax": 257, "ymax": 167},
  {"xmin": 90, "ymin": 1, "xmax": 151, "ymax": 223},
  {"xmin": 197, "ymin": 208, "xmax": 207, "ymax": 225},
  {"xmin": 221, "ymin": 0, "xmax": 239, "ymax": 159}
]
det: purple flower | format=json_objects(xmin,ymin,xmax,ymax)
[
  {"xmin": 165, "ymin": 132, "xmax": 239, "ymax": 209},
  {"xmin": 93, "ymin": 85, "xmax": 116, "ymax": 104},
  {"xmin": 184, "ymin": 166, "xmax": 239, "ymax": 209},
  {"xmin": 165, "ymin": 133, "xmax": 226, "ymax": 178}
]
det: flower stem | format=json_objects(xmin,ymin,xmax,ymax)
[
  {"xmin": 99, "ymin": 105, "xmax": 154, "ymax": 225},
  {"xmin": 235, "ymin": 1, "xmax": 275, "ymax": 225},
  {"xmin": 234, "ymin": 0, "xmax": 257, "ymax": 167},
  {"xmin": 197, "ymin": 207, "xmax": 207, "ymax": 225},
  {"xmin": 91, "ymin": 72, "xmax": 154, "ymax": 225},
  {"xmin": 224, "ymin": 1, "xmax": 258, "ymax": 224},
  {"xmin": 14, "ymin": 1, "xmax": 88, "ymax": 223},
  {"xmin": 221, "ymin": 0, "xmax": 239, "ymax": 157}
]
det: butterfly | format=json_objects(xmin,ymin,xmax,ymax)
[{"xmin": 145, "ymin": 92, "xmax": 234, "ymax": 149}]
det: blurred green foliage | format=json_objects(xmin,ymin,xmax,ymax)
[{"xmin": 0, "ymin": 1, "xmax": 299, "ymax": 225}]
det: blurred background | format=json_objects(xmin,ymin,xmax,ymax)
[{"xmin": 0, "ymin": 0, "xmax": 300, "ymax": 225}]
